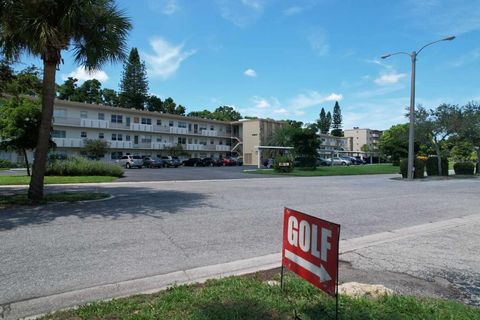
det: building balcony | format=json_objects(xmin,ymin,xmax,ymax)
[
  {"xmin": 53, "ymin": 138, "xmax": 84, "ymax": 148},
  {"xmin": 153, "ymin": 125, "xmax": 170, "ymax": 133},
  {"xmin": 53, "ymin": 117, "xmax": 81, "ymax": 126},
  {"xmin": 170, "ymin": 127, "xmax": 188, "ymax": 134},
  {"xmin": 131, "ymin": 123, "xmax": 153, "ymax": 132},
  {"xmin": 186, "ymin": 144, "xmax": 205, "ymax": 151},
  {"xmin": 201, "ymin": 130, "xmax": 217, "ymax": 137},
  {"xmin": 81, "ymin": 118, "xmax": 109, "ymax": 129},
  {"xmin": 216, "ymin": 145, "xmax": 230, "ymax": 151},
  {"xmin": 152, "ymin": 142, "xmax": 174, "ymax": 149},
  {"xmin": 109, "ymin": 140, "xmax": 133, "ymax": 149}
]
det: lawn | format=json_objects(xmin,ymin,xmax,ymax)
[
  {"xmin": 0, "ymin": 191, "xmax": 110, "ymax": 208},
  {"xmin": 246, "ymin": 164, "xmax": 400, "ymax": 177},
  {"xmin": 0, "ymin": 175, "xmax": 118, "ymax": 185},
  {"xmin": 40, "ymin": 273, "xmax": 479, "ymax": 320}
]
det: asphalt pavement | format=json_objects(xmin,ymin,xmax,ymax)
[{"xmin": 1, "ymin": 174, "xmax": 479, "ymax": 318}]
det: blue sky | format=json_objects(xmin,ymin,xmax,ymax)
[{"xmin": 19, "ymin": 0, "xmax": 480, "ymax": 129}]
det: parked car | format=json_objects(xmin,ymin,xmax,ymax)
[
  {"xmin": 117, "ymin": 155, "xmax": 143, "ymax": 169},
  {"xmin": 230, "ymin": 156, "xmax": 243, "ymax": 166},
  {"xmin": 201, "ymin": 157, "xmax": 222, "ymax": 167},
  {"xmin": 343, "ymin": 156, "xmax": 365, "ymax": 165},
  {"xmin": 143, "ymin": 157, "xmax": 164, "ymax": 168},
  {"xmin": 161, "ymin": 156, "xmax": 181, "ymax": 168},
  {"xmin": 183, "ymin": 157, "xmax": 203, "ymax": 167},
  {"xmin": 222, "ymin": 157, "xmax": 236, "ymax": 166},
  {"xmin": 317, "ymin": 157, "xmax": 331, "ymax": 166},
  {"xmin": 326, "ymin": 157, "xmax": 351, "ymax": 166}
]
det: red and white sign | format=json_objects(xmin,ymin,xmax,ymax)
[{"xmin": 282, "ymin": 207, "xmax": 340, "ymax": 296}]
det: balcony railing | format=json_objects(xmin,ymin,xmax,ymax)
[
  {"xmin": 170, "ymin": 127, "xmax": 188, "ymax": 134},
  {"xmin": 53, "ymin": 117, "xmax": 81, "ymax": 126},
  {"xmin": 109, "ymin": 141, "xmax": 132, "ymax": 149},
  {"xmin": 201, "ymin": 130, "xmax": 217, "ymax": 137},
  {"xmin": 81, "ymin": 118, "xmax": 109, "ymax": 129},
  {"xmin": 131, "ymin": 123, "xmax": 153, "ymax": 132},
  {"xmin": 216, "ymin": 145, "xmax": 230, "ymax": 151},
  {"xmin": 52, "ymin": 138, "xmax": 84, "ymax": 148}
]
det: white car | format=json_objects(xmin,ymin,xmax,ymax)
[
  {"xmin": 117, "ymin": 155, "xmax": 144, "ymax": 169},
  {"xmin": 326, "ymin": 157, "xmax": 351, "ymax": 166}
]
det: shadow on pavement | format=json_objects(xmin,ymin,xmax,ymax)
[{"xmin": 0, "ymin": 187, "xmax": 210, "ymax": 231}]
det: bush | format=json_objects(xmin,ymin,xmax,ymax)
[
  {"xmin": 399, "ymin": 158, "xmax": 425, "ymax": 178},
  {"xmin": 294, "ymin": 156, "xmax": 316, "ymax": 170},
  {"xmin": 426, "ymin": 156, "xmax": 449, "ymax": 176},
  {"xmin": 46, "ymin": 157, "xmax": 124, "ymax": 177},
  {"xmin": 0, "ymin": 159, "xmax": 18, "ymax": 168},
  {"xmin": 453, "ymin": 162, "xmax": 475, "ymax": 175},
  {"xmin": 273, "ymin": 155, "xmax": 294, "ymax": 173}
]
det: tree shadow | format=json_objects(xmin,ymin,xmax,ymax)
[{"xmin": 0, "ymin": 187, "xmax": 210, "ymax": 231}]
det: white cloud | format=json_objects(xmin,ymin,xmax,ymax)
[
  {"xmin": 374, "ymin": 72, "xmax": 406, "ymax": 85},
  {"xmin": 289, "ymin": 91, "xmax": 343, "ymax": 109},
  {"xmin": 62, "ymin": 67, "xmax": 108, "ymax": 83},
  {"xmin": 244, "ymin": 68, "xmax": 257, "ymax": 77},
  {"xmin": 307, "ymin": 29, "xmax": 329, "ymax": 56},
  {"xmin": 147, "ymin": 0, "xmax": 180, "ymax": 15},
  {"xmin": 217, "ymin": 0, "xmax": 266, "ymax": 27},
  {"xmin": 253, "ymin": 97, "xmax": 269, "ymax": 108},
  {"xmin": 273, "ymin": 108, "xmax": 288, "ymax": 114},
  {"xmin": 144, "ymin": 37, "xmax": 197, "ymax": 80},
  {"xmin": 294, "ymin": 110, "xmax": 305, "ymax": 116}
]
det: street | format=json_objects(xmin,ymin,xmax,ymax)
[{"xmin": 1, "ymin": 174, "xmax": 479, "ymax": 317}]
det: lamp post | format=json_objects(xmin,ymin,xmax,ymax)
[{"xmin": 381, "ymin": 36, "xmax": 455, "ymax": 180}]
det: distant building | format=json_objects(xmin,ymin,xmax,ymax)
[
  {"xmin": 318, "ymin": 134, "xmax": 352, "ymax": 156},
  {"xmin": 343, "ymin": 127, "xmax": 383, "ymax": 153}
]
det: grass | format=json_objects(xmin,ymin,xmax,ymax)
[
  {"xmin": 246, "ymin": 164, "xmax": 400, "ymax": 177},
  {"xmin": 0, "ymin": 191, "xmax": 110, "ymax": 208},
  {"xmin": 40, "ymin": 273, "xmax": 479, "ymax": 320},
  {"xmin": 0, "ymin": 175, "xmax": 118, "ymax": 185}
]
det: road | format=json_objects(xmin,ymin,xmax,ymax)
[{"xmin": 1, "ymin": 174, "xmax": 479, "ymax": 316}]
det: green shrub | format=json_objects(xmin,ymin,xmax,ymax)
[
  {"xmin": 46, "ymin": 157, "xmax": 124, "ymax": 177},
  {"xmin": 0, "ymin": 159, "xmax": 17, "ymax": 168},
  {"xmin": 399, "ymin": 158, "xmax": 425, "ymax": 178},
  {"xmin": 426, "ymin": 156, "xmax": 449, "ymax": 176},
  {"xmin": 294, "ymin": 156, "xmax": 316, "ymax": 170},
  {"xmin": 273, "ymin": 155, "xmax": 294, "ymax": 173},
  {"xmin": 392, "ymin": 159, "xmax": 400, "ymax": 166},
  {"xmin": 453, "ymin": 162, "xmax": 475, "ymax": 175}
]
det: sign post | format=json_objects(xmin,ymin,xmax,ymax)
[{"xmin": 281, "ymin": 207, "xmax": 341, "ymax": 318}]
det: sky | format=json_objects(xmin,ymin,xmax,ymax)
[{"xmin": 17, "ymin": 0, "xmax": 480, "ymax": 130}]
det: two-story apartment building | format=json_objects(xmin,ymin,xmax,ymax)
[
  {"xmin": 343, "ymin": 127, "xmax": 383, "ymax": 153},
  {"xmin": 0, "ymin": 99, "xmax": 285, "ymax": 167}
]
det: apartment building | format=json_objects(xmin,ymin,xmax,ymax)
[
  {"xmin": 318, "ymin": 133, "xmax": 352, "ymax": 155},
  {"xmin": 343, "ymin": 127, "xmax": 383, "ymax": 152},
  {"xmin": 0, "ymin": 99, "xmax": 285, "ymax": 166}
]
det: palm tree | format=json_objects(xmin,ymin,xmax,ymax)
[{"xmin": 0, "ymin": 0, "xmax": 131, "ymax": 203}]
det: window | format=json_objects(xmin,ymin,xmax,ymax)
[
  {"xmin": 81, "ymin": 131, "xmax": 87, "ymax": 138},
  {"xmin": 169, "ymin": 120, "xmax": 174, "ymax": 127},
  {"xmin": 157, "ymin": 137, "xmax": 162, "ymax": 142},
  {"xmin": 111, "ymin": 114, "xmax": 123, "ymax": 123},
  {"xmin": 54, "ymin": 108, "xmax": 66, "ymax": 118},
  {"xmin": 199, "ymin": 125, "xmax": 207, "ymax": 131},
  {"xmin": 210, "ymin": 125, "xmax": 214, "ymax": 131},
  {"xmin": 98, "ymin": 113, "xmax": 105, "ymax": 120},
  {"xmin": 112, "ymin": 133, "xmax": 123, "ymax": 141},
  {"xmin": 52, "ymin": 130, "xmax": 66, "ymax": 138},
  {"xmin": 188, "ymin": 138, "xmax": 192, "ymax": 144},
  {"xmin": 178, "ymin": 137, "xmax": 186, "ymax": 144},
  {"xmin": 141, "ymin": 118, "xmax": 152, "ymax": 125},
  {"xmin": 125, "ymin": 135, "xmax": 131, "ymax": 141},
  {"xmin": 157, "ymin": 119, "xmax": 162, "ymax": 125},
  {"xmin": 141, "ymin": 135, "xmax": 152, "ymax": 143},
  {"xmin": 98, "ymin": 132, "xmax": 104, "ymax": 139},
  {"xmin": 199, "ymin": 139, "xmax": 207, "ymax": 145},
  {"xmin": 80, "ymin": 111, "xmax": 88, "ymax": 118},
  {"xmin": 111, "ymin": 151, "xmax": 123, "ymax": 160},
  {"xmin": 178, "ymin": 121, "xmax": 186, "ymax": 128},
  {"xmin": 210, "ymin": 140, "xmax": 214, "ymax": 145},
  {"xmin": 219, "ymin": 140, "xmax": 223, "ymax": 145}
]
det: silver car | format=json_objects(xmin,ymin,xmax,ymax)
[
  {"xmin": 117, "ymin": 155, "xmax": 143, "ymax": 169},
  {"xmin": 326, "ymin": 157, "xmax": 351, "ymax": 166}
]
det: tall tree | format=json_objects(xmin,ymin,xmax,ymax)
[
  {"xmin": 57, "ymin": 77, "xmax": 79, "ymax": 100},
  {"xmin": 102, "ymin": 88, "xmax": 119, "ymax": 107},
  {"xmin": 119, "ymin": 48, "xmax": 148, "ymax": 109},
  {"xmin": 317, "ymin": 107, "xmax": 331, "ymax": 134},
  {"xmin": 326, "ymin": 111, "xmax": 332, "ymax": 133},
  {"xmin": 79, "ymin": 79, "xmax": 102, "ymax": 104},
  {"xmin": 175, "ymin": 104, "xmax": 186, "ymax": 116},
  {"xmin": 379, "ymin": 124, "xmax": 411, "ymax": 163},
  {"xmin": 457, "ymin": 102, "xmax": 480, "ymax": 172},
  {"xmin": 0, "ymin": 0, "xmax": 131, "ymax": 203},
  {"xmin": 146, "ymin": 95, "xmax": 164, "ymax": 112},
  {"xmin": 331, "ymin": 101, "xmax": 343, "ymax": 137},
  {"xmin": 187, "ymin": 109, "xmax": 213, "ymax": 119},
  {"xmin": 163, "ymin": 97, "xmax": 176, "ymax": 114},
  {"xmin": 212, "ymin": 105, "xmax": 242, "ymax": 121},
  {"xmin": 415, "ymin": 104, "xmax": 463, "ymax": 176}
]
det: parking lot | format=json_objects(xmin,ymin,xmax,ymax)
[{"xmin": 119, "ymin": 165, "xmax": 275, "ymax": 182}]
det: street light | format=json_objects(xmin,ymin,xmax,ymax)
[{"xmin": 381, "ymin": 36, "xmax": 455, "ymax": 180}]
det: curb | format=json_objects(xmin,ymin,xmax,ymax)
[{"xmin": 3, "ymin": 213, "xmax": 479, "ymax": 320}]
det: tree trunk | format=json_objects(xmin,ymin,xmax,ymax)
[
  {"xmin": 28, "ymin": 60, "xmax": 57, "ymax": 203},
  {"xmin": 434, "ymin": 140, "xmax": 442, "ymax": 176},
  {"xmin": 23, "ymin": 148, "xmax": 30, "ymax": 176}
]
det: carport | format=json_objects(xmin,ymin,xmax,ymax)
[{"xmin": 254, "ymin": 146, "xmax": 294, "ymax": 168}]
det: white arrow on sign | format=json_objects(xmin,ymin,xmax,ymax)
[{"xmin": 284, "ymin": 249, "xmax": 331, "ymax": 282}]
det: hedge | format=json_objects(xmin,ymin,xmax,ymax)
[
  {"xmin": 400, "ymin": 158, "xmax": 425, "ymax": 178},
  {"xmin": 453, "ymin": 162, "xmax": 475, "ymax": 175},
  {"xmin": 0, "ymin": 159, "xmax": 18, "ymax": 168},
  {"xmin": 273, "ymin": 155, "xmax": 294, "ymax": 173},
  {"xmin": 426, "ymin": 156, "xmax": 449, "ymax": 176},
  {"xmin": 46, "ymin": 157, "xmax": 124, "ymax": 177}
]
